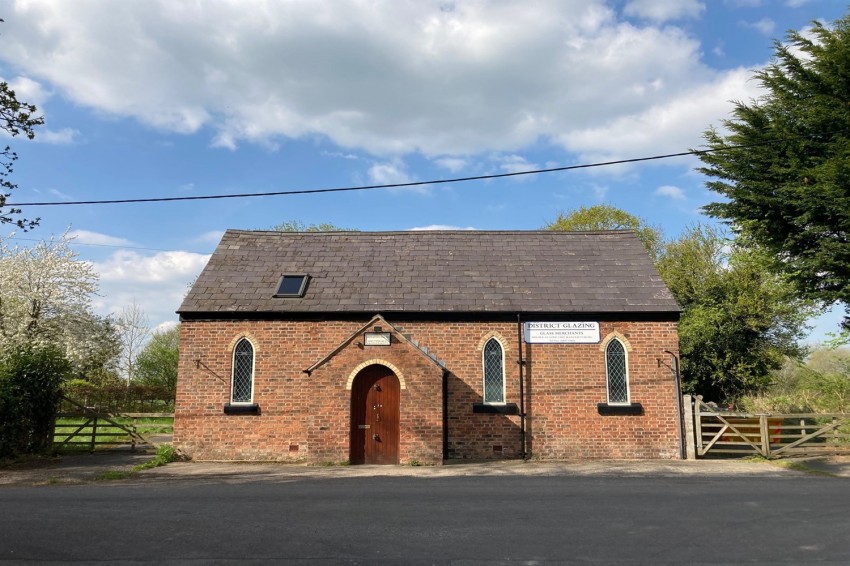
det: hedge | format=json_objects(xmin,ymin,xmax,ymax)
[{"xmin": 0, "ymin": 347, "xmax": 71, "ymax": 459}]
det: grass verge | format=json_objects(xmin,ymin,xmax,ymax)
[
  {"xmin": 769, "ymin": 459, "xmax": 840, "ymax": 478},
  {"xmin": 739, "ymin": 454, "xmax": 841, "ymax": 477},
  {"xmin": 95, "ymin": 445, "xmax": 179, "ymax": 481}
]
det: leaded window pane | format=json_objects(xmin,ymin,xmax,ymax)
[
  {"xmin": 606, "ymin": 339, "xmax": 628, "ymax": 404},
  {"xmin": 483, "ymin": 339, "xmax": 504, "ymax": 403},
  {"xmin": 232, "ymin": 339, "xmax": 254, "ymax": 403}
]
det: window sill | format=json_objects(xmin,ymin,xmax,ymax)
[
  {"xmin": 224, "ymin": 403, "xmax": 261, "ymax": 415},
  {"xmin": 473, "ymin": 403, "xmax": 519, "ymax": 415},
  {"xmin": 597, "ymin": 403, "xmax": 643, "ymax": 416}
]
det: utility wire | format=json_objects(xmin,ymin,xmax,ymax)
[{"xmin": 4, "ymin": 143, "xmax": 755, "ymax": 208}]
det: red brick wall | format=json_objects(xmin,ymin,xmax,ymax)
[
  {"xmin": 174, "ymin": 318, "xmax": 680, "ymax": 462},
  {"xmin": 175, "ymin": 320, "xmax": 355, "ymax": 462},
  {"xmin": 393, "ymin": 321, "xmax": 523, "ymax": 460},
  {"xmin": 523, "ymin": 321, "xmax": 681, "ymax": 459}
]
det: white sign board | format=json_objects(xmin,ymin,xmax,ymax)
[
  {"xmin": 364, "ymin": 332, "xmax": 391, "ymax": 346},
  {"xmin": 523, "ymin": 322, "xmax": 600, "ymax": 344}
]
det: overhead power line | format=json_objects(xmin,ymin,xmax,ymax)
[{"xmin": 4, "ymin": 144, "xmax": 757, "ymax": 208}]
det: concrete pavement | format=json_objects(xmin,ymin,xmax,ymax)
[{"xmin": 2, "ymin": 448, "xmax": 849, "ymax": 487}]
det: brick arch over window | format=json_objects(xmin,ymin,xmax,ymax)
[
  {"xmin": 345, "ymin": 359, "xmax": 407, "ymax": 390},
  {"xmin": 226, "ymin": 332, "xmax": 261, "ymax": 354},
  {"xmin": 476, "ymin": 331, "xmax": 508, "ymax": 352},
  {"xmin": 598, "ymin": 331, "xmax": 632, "ymax": 353}
]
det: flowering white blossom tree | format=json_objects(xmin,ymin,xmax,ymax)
[{"xmin": 0, "ymin": 232, "xmax": 117, "ymax": 372}]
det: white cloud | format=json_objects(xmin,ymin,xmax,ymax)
[
  {"xmin": 5, "ymin": 75, "xmax": 49, "ymax": 106},
  {"xmin": 322, "ymin": 151, "xmax": 359, "ymax": 160},
  {"xmin": 368, "ymin": 161, "xmax": 413, "ymax": 186},
  {"xmin": 0, "ymin": 76, "xmax": 79, "ymax": 145},
  {"xmin": 68, "ymin": 230, "xmax": 133, "ymax": 246},
  {"xmin": 409, "ymin": 225, "xmax": 477, "ymax": 231},
  {"xmin": 742, "ymin": 17, "xmax": 776, "ymax": 36},
  {"xmin": 154, "ymin": 320, "xmax": 179, "ymax": 334},
  {"xmin": 37, "ymin": 127, "xmax": 79, "ymax": 144},
  {"xmin": 95, "ymin": 250, "xmax": 210, "ymax": 283},
  {"xmin": 0, "ymin": 76, "xmax": 46, "ymax": 140},
  {"xmin": 497, "ymin": 154, "xmax": 539, "ymax": 175},
  {"xmin": 623, "ymin": 0, "xmax": 705, "ymax": 22},
  {"xmin": 367, "ymin": 160, "xmax": 432, "ymax": 195},
  {"xmin": 90, "ymin": 250, "xmax": 211, "ymax": 329},
  {"xmin": 785, "ymin": 0, "xmax": 811, "ymax": 7},
  {"xmin": 559, "ymin": 67, "xmax": 762, "ymax": 162},
  {"xmin": 655, "ymin": 185, "xmax": 686, "ymax": 200},
  {"xmin": 434, "ymin": 157, "xmax": 468, "ymax": 173},
  {"xmin": 0, "ymin": 0, "xmax": 740, "ymax": 161}
]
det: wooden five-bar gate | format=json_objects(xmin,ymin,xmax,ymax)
[
  {"xmin": 53, "ymin": 395, "xmax": 173, "ymax": 452},
  {"xmin": 684, "ymin": 395, "xmax": 850, "ymax": 459}
]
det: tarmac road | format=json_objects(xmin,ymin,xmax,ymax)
[{"xmin": 1, "ymin": 455, "xmax": 850, "ymax": 564}]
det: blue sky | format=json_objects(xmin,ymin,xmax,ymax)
[{"xmin": 0, "ymin": 0, "xmax": 847, "ymax": 339}]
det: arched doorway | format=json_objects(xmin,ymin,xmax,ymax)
[{"xmin": 350, "ymin": 364, "xmax": 400, "ymax": 465}]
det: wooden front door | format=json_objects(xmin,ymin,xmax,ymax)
[{"xmin": 350, "ymin": 365, "xmax": 400, "ymax": 465}]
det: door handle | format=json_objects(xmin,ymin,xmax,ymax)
[{"xmin": 372, "ymin": 434, "xmax": 379, "ymax": 441}]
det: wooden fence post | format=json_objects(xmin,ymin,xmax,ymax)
[
  {"xmin": 694, "ymin": 395, "xmax": 704, "ymax": 457},
  {"xmin": 683, "ymin": 395, "xmax": 696, "ymax": 460},
  {"xmin": 90, "ymin": 416, "xmax": 98, "ymax": 453},
  {"xmin": 759, "ymin": 414, "xmax": 770, "ymax": 458}
]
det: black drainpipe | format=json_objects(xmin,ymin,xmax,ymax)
[
  {"xmin": 517, "ymin": 313, "xmax": 526, "ymax": 459},
  {"xmin": 664, "ymin": 350, "xmax": 686, "ymax": 460},
  {"xmin": 442, "ymin": 368, "xmax": 449, "ymax": 461}
]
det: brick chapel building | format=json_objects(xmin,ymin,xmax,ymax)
[{"xmin": 174, "ymin": 230, "xmax": 683, "ymax": 464}]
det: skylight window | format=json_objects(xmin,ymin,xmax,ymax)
[{"xmin": 275, "ymin": 274, "xmax": 309, "ymax": 298}]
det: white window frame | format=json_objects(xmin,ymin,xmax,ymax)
[
  {"xmin": 605, "ymin": 338, "xmax": 630, "ymax": 405},
  {"xmin": 482, "ymin": 337, "xmax": 506, "ymax": 405},
  {"xmin": 231, "ymin": 337, "xmax": 256, "ymax": 404}
]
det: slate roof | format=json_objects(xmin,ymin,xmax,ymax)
[{"xmin": 178, "ymin": 230, "xmax": 679, "ymax": 316}]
